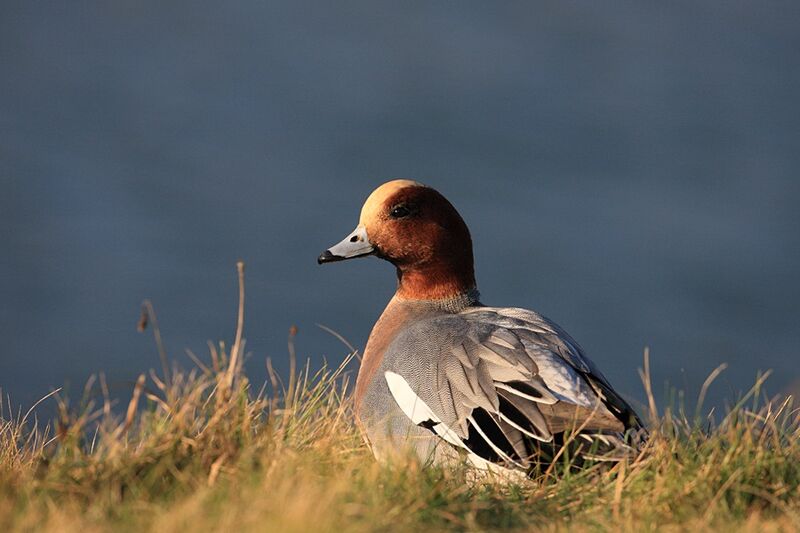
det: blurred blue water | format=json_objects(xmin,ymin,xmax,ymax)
[{"xmin": 1, "ymin": 1, "xmax": 799, "ymax": 413}]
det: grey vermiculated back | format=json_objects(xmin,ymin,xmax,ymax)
[{"xmin": 357, "ymin": 300, "xmax": 643, "ymax": 467}]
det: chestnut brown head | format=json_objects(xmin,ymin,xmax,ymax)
[{"xmin": 318, "ymin": 180, "xmax": 476, "ymax": 300}]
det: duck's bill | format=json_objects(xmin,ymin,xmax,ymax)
[{"xmin": 317, "ymin": 225, "xmax": 374, "ymax": 264}]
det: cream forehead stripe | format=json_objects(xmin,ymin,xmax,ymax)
[{"xmin": 358, "ymin": 179, "xmax": 426, "ymax": 226}]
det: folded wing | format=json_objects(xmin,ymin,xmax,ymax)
[{"xmin": 384, "ymin": 307, "xmax": 644, "ymax": 470}]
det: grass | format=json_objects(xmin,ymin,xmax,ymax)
[{"xmin": 1, "ymin": 264, "xmax": 799, "ymax": 532}]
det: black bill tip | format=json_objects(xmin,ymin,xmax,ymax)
[{"xmin": 317, "ymin": 250, "xmax": 344, "ymax": 264}]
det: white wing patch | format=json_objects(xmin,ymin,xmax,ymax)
[
  {"xmin": 384, "ymin": 371, "xmax": 464, "ymax": 449},
  {"xmin": 384, "ymin": 371, "xmax": 524, "ymax": 478}
]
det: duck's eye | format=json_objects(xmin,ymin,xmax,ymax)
[{"xmin": 389, "ymin": 205, "xmax": 411, "ymax": 219}]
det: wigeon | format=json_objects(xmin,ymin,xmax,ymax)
[{"xmin": 318, "ymin": 179, "xmax": 644, "ymax": 473}]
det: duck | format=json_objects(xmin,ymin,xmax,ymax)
[{"xmin": 318, "ymin": 179, "xmax": 644, "ymax": 474}]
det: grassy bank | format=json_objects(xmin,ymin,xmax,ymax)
[
  {"xmin": 1, "ymin": 268, "xmax": 798, "ymax": 531},
  {"xmin": 1, "ymin": 352, "xmax": 799, "ymax": 531}
]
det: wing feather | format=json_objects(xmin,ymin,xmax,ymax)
[
  {"xmin": 466, "ymin": 414, "xmax": 523, "ymax": 466},
  {"xmin": 494, "ymin": 379, "xmax": 559, "ymax": 405},
  {"xmin": 497, "ymin": 391, "xmax": 553, "ymax": 442},
  {"xmin": 383, "ymin": 306, "xmax": 644, "ymax": 470}
]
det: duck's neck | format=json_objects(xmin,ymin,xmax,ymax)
[{"xmin": 395, "ymin": 261, "xmax": 479, "ymax": 310}]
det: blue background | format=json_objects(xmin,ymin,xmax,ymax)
[{"xmin": 2, "ymin": 1, "xmax": 798, "ymax": 413}]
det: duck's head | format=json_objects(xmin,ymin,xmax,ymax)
[{"xmin": 318, "ymin": 179, "xmax": 476, "ymax": 300}]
